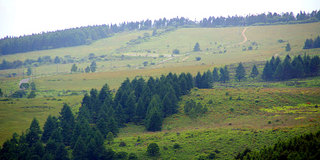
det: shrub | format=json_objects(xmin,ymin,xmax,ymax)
[
  {"xmin": 173, "ymin": 143, "xmax": 181, "ymax": 149},
  {"xmin": 147, "ymin": 143, "xmax": 160, "ymax": 156},
  {"xmin": 195, "ymin": 57, "xmax": 201, "ymax": 61},
  {"xmin": 172, "ymin": 49, "xmax": 180, "ymax": 54},
  {"xmin": 128, "ymin": 153, "xmax": 138, "ymax": 160}
]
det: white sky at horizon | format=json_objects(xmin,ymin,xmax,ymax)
[{"xmin": 0, "ymin": 0, "xmax": 319, "ymax": 38}]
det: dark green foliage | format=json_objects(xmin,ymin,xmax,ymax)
[
  {"xmin": 27, "ymin": 67, "xmax": 32, "ymax": 76},
  {"xmin": 145, "ymin": 95, "xmax": 163, "ymax": 131},
  {"xmin": 147, "ymin": 143, "xmax": 160, "ymax": 157},
  {"xmin": 41, "ymin": 115, "xmax": 58, "ymax": 143},
  {"xmin": 193, "ymin": 42, "xmax": 201, "ymax": 52},
  {"xmin": 184, "ymin": 100, "xmax": 207, "ymax": 118},
  {"xmin": 172, "ymin": 49, "xmax": 180, "ymax": 54},
  {"xmin": 212, "ymin": 67, "xmax": 220, "ymax": 82},
  {"xmin": 236, "ymin": 130, "xmax": 320, "ymax": 160},
  {"xmin": 114, "ymin": 151, "xmax": 128, "ymax": 159},
  {"xmin": 72, "ymin": 136, "xmax": 87, "ymax": 160},
  {"xmin": 27, "ymin": 90, "xmax": 36, "ymax": 98},
  {"xmin": 26, "ymin": 118, "xmax": 42, "ymax": 146},
  {"xmin": 250, "ymin": 64, "xmax": 259, "ymax": 78},
  {"xmin": 285, "ymin": 43, "xmax": 291, "ymax": 51},
  {"xmin": 106, "ymin": 132, "xmax": 114, "ymax": 144},
  {"xmin": 262, "ymin": 54, "xmax": 320, "ymax": 81},
  {"xmin": 90, "ymin": 61, "xmax": 97, "ymax": 72},
  {"xmin": 70, "ymin": 64, "xmax": 77, "ymax": 73},
  {"xmin": 30, "ymin": 82, "xmax": 36, "ymax": 90},
  {"xmin": 304, "ymin": 36, "xmax": 320, "ymax": 49},
  {"xmin": 0, "ymin": 88, "xmax": 2, "ymax": 97},
  {"xmin": 235, "ymin": 62, "xmax": 246, "ymax": 81},
  {"xmin": 219, "ymin": 66, "xmax": 230, "ymax": 83},
  {"xmin": 59, "ymin": 104, "xmax": 75, "ymax": 146},
  {"xmin": 173, "ymin": 143, "xmax": 181, "ymax": 149},
  {"xmin": 20, "ymin": 83, "xmax": 29, "ymax": 89},
  {"xmin": 85, "ymin": 66, "xmax": 90, "ymax": 73}
]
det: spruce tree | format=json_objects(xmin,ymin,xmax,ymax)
[
  {"xmin": 26, "ymin": 118, "xmax": 42, "ymax": 146},
  {"xmin": 235, "ymin": 62, "xmax": 246, "ymax": 81},
  {"xmin": 285, "ymin": 43, "xmax": 291, "ymax": 52},
  {"xmin": 250, "ymin": 64, "xmax": 259, "ymax": 79},
  {"xmin": 72, "ymin": 136, "xmax": 87, "ymax": 160},
  {"xmin": 193, "ymin": 42, "xmax": 200, "ymax": 52},
  {"xmin": 41, "ymin": 115, "xmax": 58, "ymax": 143},
  {"xmin": 59, "ymin": 104, "xmax": 75, "ymax": 146},
  {"xmin": 212, "ymin": 67, "xmax": 220, "ymax": 82}
]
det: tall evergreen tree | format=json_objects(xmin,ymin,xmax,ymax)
[
  {"xmin": 26, "ymin": 118, "xmax": 42, "ymax": 146},
  {"xmin": 59, "ymin": 103, "xmax": 75, "ymax": 146},
  {"xmin": 145, "ymin": 95, "xmax": 163, "ymax": 131},
  {"xmin": 193, "ymin": 42, "xmax": 201, "ymax": 52},
  {"xmin": 72, "ymin": 136, "xmax": 87, "ymax": 160},
  {"xmin": 41, "ymin": 115, "xmax": 58, "ymax": 143},
  {"xmin": 235, "ymin": 62, "xmax": 246, "ymax": 81},
  {"xmin": 250, "ymin": 64, "xmax": 259, "ymax": 79},
  {"xmin": 212, "ymin": 67, "xmax": 220, "ymax": 82}
]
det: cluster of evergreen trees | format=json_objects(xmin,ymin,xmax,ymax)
[
  {"xmin": 1, "ymin": 10, "xmax": 319, "ymax": 55},
  {"xmin": 0, "ymin": 72, "xmax": 196, "ymax": 159},
  {"xmin": 235, "ymin": 130, "xmax": 320, "ymax": 160},
  {"xmin": 195, "ymin": 66, "xmax": 230, "ymax": 89},
  {"xmin": 303, "ymin": 36, "xmax": 320, "ymax": 49},
  {"xmin": 262, "ymin": 54, "xmax": 320, "ymax": 81},
  {"xmin": 0, "ymin": 104, "xmax": 115, "ymax": 160},
  {"xmin": 200, "ymin": 10, "xmax": 320, "ymax": 27}
]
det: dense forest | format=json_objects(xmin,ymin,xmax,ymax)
[
  {"xmin": 0, "ymin": 10, "xmax": 319, "ymax": 55},
  {"xmin": 235, "ymin": 130, "xmax": 320, "ymax": 160},
  {"xmin": 262, "ymin": 54, "xmax": 320, "ymax": 81}
]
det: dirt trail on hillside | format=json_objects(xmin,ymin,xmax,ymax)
[{"xmin": 238, "ymin": 27, "xmax": 248, "ymax": 45}]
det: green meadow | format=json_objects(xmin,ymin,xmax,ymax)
[{"xmin": 0, "ymin": 22, "xmax": 320, "ymax": 159}]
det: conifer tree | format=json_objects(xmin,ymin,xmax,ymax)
[
  {"xmin": 235, "ymin": 62, "xmax": 246, "ymax": 81},
  {"xmin": 41, "ymin": 115, "xmax": 58, "ymax": 143},
  {"xmin": 59, "ymin": 104, "xmax": 75, "ymax": 146},
  {"xmin": 250, "ymin": 64, "xmax": 259, "ymax": 79},
  {"xmin": 212, "ymin": 67, "xmax": 220, "ymax": 82},
  {"xmin": 26, "ymin": 118, "xmax": 42, "ymax": 146},
  {"xmin": 72, "ymin": 136, "xmax": 87, "ymax": 160}
]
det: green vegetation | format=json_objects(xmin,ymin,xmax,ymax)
[{"xmin": 0, "ymin": 18, "xmax": 320, "ymax": 159}]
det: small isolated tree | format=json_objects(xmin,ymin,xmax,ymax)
[
  {"xmin": 195, "ymin": 57, "xmax": 201, "ymax": 61},
  {"xmin": 250, "ymin": 64, "xmax": 259, "ymax": 79},
  {"xmin": 172, "ymin": 49, "xmax": 180, "ymax": 54},
  {"xmin": 106, "ymin": 132, "xmax": 114, "ymax": 144},
  {"xmin": 90, "ymin": 61, "xmax": 97, "ymax": 72},
  {"xmin": 27, "ymin": 67, "xmax": 32, "ymax": 76},
  {"xmin": 0, "ymin": 88, "xmax": 3, "ymax": 97},
  {"xmin": 193, "ymin": 42, "xmax": 200, "ymax": 52},
  {"xmin": 71, "ymin": 64, "xmax": 77, "ymax": 73},
  {"xmin": 285, "ymin": 43, "xmax": 291, "ymax": 52},
  {"xmin": 143, "ymin": 61, "xmax": 148, "ymax": 66},
  {"xmin": 147, "ymin": 143, "xmax": 160, "ymax": 157},
  {"xmin": 235, "ymin": 62, "xmax": 246, "ymax": 82},
  {"xmin": 85, "ymin": 66, "xmax": 91, "ymax": 73}
]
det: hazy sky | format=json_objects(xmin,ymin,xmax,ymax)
[{"xmin": 0, "ymin": 0, "xmax": 319, "ymax": 38}]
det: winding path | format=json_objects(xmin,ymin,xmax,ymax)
[{"xmin": 238, "ymin": 27, "xmax": 248, "ymax": 45}]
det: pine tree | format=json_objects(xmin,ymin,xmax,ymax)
[
  {"xmin": 72, "ymin": 136, "xmax": 87, "ymax": 160},
  {"xmin": 26, "ymin": 118, "xmax": 42, "ymax": 146},
  {"xmin": 219, "ymin": 66, "xmax": 230, "ymax": 83},
  {"xmin": 54, "ymin": 143, "xmax": 69, "ymax": 160},
  {"xmin": 90, "ymin": 61, "xmax": 97, "ymax": 72},
  {"xmin": 193, "ymin": 42, "xmax": 200, "ymax": 52},
  {"xmin": 212, "ymin": 67, "xmax": 220, "ymax": 82},
  {"xmin": 145, "ymin": 95, "xmax": 163, "ymax": 131},
  {"xmin": 250, "ymin": 64, "xmax": 259, "ymax": 79},
  {"xmin": 285, "ymin": 43, "xmax": 291, "ymax": 52},
  {"xmin": 41, "ymin": 115, "xmax": 58, "ymax": 143},
  {"xmin": 195, "ymin": 72, "xmax": 202, "ymax": 88},
  {"xmin": 262, "ymin": 61, "xmax": 273, "ymax": 81},
  {"xmin": 59, "ymin": 104, "xmax": 75, "ymax": 146},
  {"xmin": 106, "ymin": 132, "xmax": 114, "ymax": 144},
  {"xmin": 235, "ymin": 62, "xmax": 246, "ymax": 81},
  {"xmin": 71, "ymin": 64, "xmax": 77, "ymax": 73}
]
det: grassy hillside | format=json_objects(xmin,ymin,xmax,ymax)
[
  {"xmin": 0, "ymin": 22, "xmax": 320, "ymax": 158},
  {"xmin": 110, "ymin": 83, "xmax": 320, "ymax": 159}
]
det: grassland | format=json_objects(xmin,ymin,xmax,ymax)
[{"xmin": 0, "ymin": 22, "xmax": 320, "ymax": 159}]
